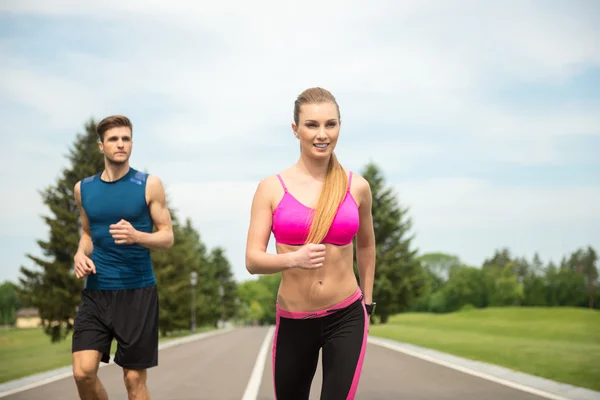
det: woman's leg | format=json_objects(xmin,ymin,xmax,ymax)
[
  {"xmin": 320, "ymin": 299, "xmax": 368, "ymax": 400},
  {"xmin": 272, "ymin": 313, "xmax": 322, "ymax": 400}
]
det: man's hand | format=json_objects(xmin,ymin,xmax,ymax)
[
  {"xmin": 74, "ymin": 251, "xmax": 95, "ymax": 279},
  {"xmin": 109, "ymin": 219, "xmax": 140, "ymax": 245}
]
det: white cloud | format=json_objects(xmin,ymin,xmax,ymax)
[
  {"xmin": 1, "ymin": 185, "xmax": 49, "ymax": 236},
  {"xmin": 3, "ymin": 0, "xmax": 598, "ymax": 130},
  {"xmin": 396, "ymin": 178, "xmax": 600, "ymax": 231},
  {"xmin": 394, "ymin": 177, "xmax": 600, "ymax": 267},
  {"xmin": 166, "ymin": 180, "xmax": 270, "ymax": 279},
  {"xmin": 0, "ymin": 65, "xmax": 97, "ymax": 129}
]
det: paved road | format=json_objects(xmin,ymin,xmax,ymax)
[{"xmin": 2, "ymin": 326, "xmax": 563, "ymax": 399}]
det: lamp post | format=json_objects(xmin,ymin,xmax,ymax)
[
  {"xmin": 190, "ymin": 271, "xmax": 198, "ymax": 333},
  {"xmin": 219, "ymin": 284, "xmax": 224, "ymax": 328}
]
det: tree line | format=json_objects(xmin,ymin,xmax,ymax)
[
  {"xmin": 414, "ymin": 246, "xmax": 598, "ymax": 314},
  {"xmin": 2, "ymin": 119, "xmax": 597, "ymax": 341}
]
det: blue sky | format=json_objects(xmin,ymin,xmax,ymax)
[{"xmin": 1, "ymin": 0, "xmax": 599, "ymax": 284}]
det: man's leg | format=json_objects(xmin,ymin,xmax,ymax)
[
  {"xmin": 123, "ymin": 368, "xmax": 149, "ymax": 400},
  {"xmin": 113, "ymin": 285, "xmax": 159, "ymax": 400},
  {"xmin": 72, "ymin": 350, "xmax": 108, "ymax": 400},
  {"xmin": 71, "ymin": 289, "xmax": 113, "ymax": 400}
]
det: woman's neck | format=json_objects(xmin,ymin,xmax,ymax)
[{"xmin": 296, "ymin": 153, "xmax": 330, "ymax": 181}]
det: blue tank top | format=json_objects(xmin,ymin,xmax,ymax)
[{"xmin": 80, "ymin": 167, "xmax": 156, "ymax": 290}]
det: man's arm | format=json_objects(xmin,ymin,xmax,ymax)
[
  {"xmin": 137, "ymin": 175, "xmax": 174, "ymax": 250},
  {"xmin": 355, "ymin": 176, "xmax": 376, "ymax": 304},
  {"xmin": 74, "ymin": 181, "xmax": 93, "ymax": 256},
  {"xmin": 109, "ymin": 175, "xmax": 174, "ymax": 250},
  {"xmin": 73, "ymin": 181, "xmax": 96, "ymax": 278}
]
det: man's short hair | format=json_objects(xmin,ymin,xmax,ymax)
[{"xmin": 97, "ymin": 115, "xmax": 133, "ymax": 142}]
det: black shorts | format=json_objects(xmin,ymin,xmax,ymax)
[
  {"xmin": 72, "ymin": 284, "xmax": 159, "ymax": 370},
  {"xmin": 272, "ymin": 288, "xmax": 368, "ymax": 400}
]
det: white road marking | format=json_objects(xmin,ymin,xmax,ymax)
[
  {"xmin": 368, "ymin": 337, "xmax": 575, "ymax": 400},
  {"xmin": 241, "ymin": 325, "xmax": 275, "ymax": 400}
]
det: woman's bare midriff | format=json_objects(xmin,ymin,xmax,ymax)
[{"xmin": 276, "ymin": 242, "xmax": 359, "ymax": 312}]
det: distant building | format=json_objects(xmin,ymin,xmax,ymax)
[{"xmin": 15, "ymin": 307, "xmax": 42, "ymax": 329}]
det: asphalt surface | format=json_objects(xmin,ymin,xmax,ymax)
[{"xmin": 3, "ymin": 326, "xmax": 565, "ymax": 399}]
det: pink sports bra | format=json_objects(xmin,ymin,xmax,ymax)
[{"xmin": 272, "ymin": 171, "xmax": 360, "ymax": 246}]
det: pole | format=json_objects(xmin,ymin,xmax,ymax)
[
  {"xmin": 190, "ymin": 271, "xmax": 198, "ymax": 333},
  {"xmin": 219, "ymin": 284, "xmax": 224, "ymax": 328}
]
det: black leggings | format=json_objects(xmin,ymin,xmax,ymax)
[{"xmin": 272, "ymin": 288, "xmax": 368, "ymax": 400}]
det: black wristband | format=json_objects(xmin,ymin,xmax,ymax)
[{"xmin": 365, "ymin": 302, "xmax": 376, "ymax": 315}]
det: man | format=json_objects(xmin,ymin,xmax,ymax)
[{"xmin": 71, "ymin": 115, "xmax": 174, "ymax": 400}]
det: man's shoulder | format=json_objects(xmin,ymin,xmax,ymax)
[
  {"xmin": 129, "ymin": 168, "xmax": 149, "ymax": 185},
  {"xmin": 81, "ymin": 173, "xmax": 99, "ymax": 185}
]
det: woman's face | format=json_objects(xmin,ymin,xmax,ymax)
[{"xmin": 292, "ymin": 101, "xmax": 341, "ymax": 161}]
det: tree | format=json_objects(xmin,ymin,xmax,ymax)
[
  {"xmin": 0, "ymin": 281, "xmax": 21, "ymax": 326},
  {"xmin": 482, "ymin": 248, "xmax": 513, "ymax": 270},
  {"xmin": 236, "ymin": 280, "xmax": 265, "ymax": 324},
  {"xmin": 484, "ymin": 263, "xmax": 524, "ymax": 306},
  {"xmin": 418, "ymin": 252, "xmax": 463, "ymax": 283},
  {"xmin": 18, "ymin": 119, "xmax": 104, "ymax": 342},
  {"xmin": 356, "ymin": 162, "xmax": 425, "ymax": 323},
  {"xmin": 236, "ymin": 274, "xmax": 281, "ymax": 325},
  {"xmin": 208, "ymin": 247, "xmax": 238, "ymax": 324},
  {"xmin": 565, "ymin": 246, "xmax": 598, "ymax": 309},
  {"xmin": 583, "ymin": 246, "xmax": 598, "ymax": 309},
  {"xmin": 531, "ymin": 252, "xmax": 545, "ymax": 276},
  {"xmin": 152, "ymin": 215, "xmax": 207, "ymax": 337},
  {"xmin": 546, "ymin": 262, "xmax": 587, "ymax": 307},
  {"xmin": 441, "ymin": 265, "xmax": 487, "ymax": 311},
  {"xmin": 412, "ymin": 253, "xmax": 464, "ymax": 313},
  {"xmin": 483, "ymin": 248, "xmax": 529, "ymax": 285}
]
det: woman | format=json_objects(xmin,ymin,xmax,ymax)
[{"xmin": 245, "ymin": 87, "xmax": 376, "ymax": 400}]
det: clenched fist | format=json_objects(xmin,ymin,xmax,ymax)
[
  {"xmin": 74, "ymin": 251, "xmax": 95, "ymax": 279},
  {"xmin": 109, "ymin": 219, "xmax": 140, "ymax": 245},
  {"xmin": 293, "ymin": 243, "xmax": 327, "ymax": 269}
]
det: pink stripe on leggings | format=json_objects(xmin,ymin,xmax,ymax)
[
  {"xmin": 272, "ymin": 312, "xmax": 280, "ymax": 400},
  {"xmin": 275, "ymin": 288, "xmax": 363, "ymax": 320},
  {"xmin": 346, "ymin": 298, "xmax": 369, "ymax": 400}
]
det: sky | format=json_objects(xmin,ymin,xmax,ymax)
[{"xmin": 1, "ymin": 0, "xmax": 599, "ymax": 285}]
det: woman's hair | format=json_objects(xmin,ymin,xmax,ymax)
[{"xmin": 293, "ymin": 87, "xmax": 348, "ymax": 244}]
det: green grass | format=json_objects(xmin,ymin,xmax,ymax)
[
  {"xmin": 369, "ymin": 307, "xmax": 600, "ymax": 391},
  {"xmin": 0, "ymin": 326, "xmax": 215, "ymax": 384}
]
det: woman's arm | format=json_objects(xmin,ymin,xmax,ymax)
[
  {"xmin": 245, "ymin": 177, "xmax": 298, "ymax": 274},
  {"xmin": 354, "ymin": 175, "xmax": 376, "ymax": 304}
]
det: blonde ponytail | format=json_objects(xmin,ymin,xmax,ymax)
[{"xmin": 305, "ymin": 152, "xmax": 347, "ymax": 244}]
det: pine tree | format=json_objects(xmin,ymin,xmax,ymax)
[
  {"xmin": 18, "ymin": 119, "xmax": 104, "ymax": 342},
  {"xmin": 565, "ymin": 246, "xmax": 598, "ymax": 308},
  {"xmin": 151, "ymin": 212, "xmax": 218, "ymax": 336},
  {"xmin": 522, "ymin": 252, "xmax": 547, "ymax": 306},
  {"xmin": 207, "ymin": 247, "xmax": 237, "ymax": 325},
  {"xmin": 356, "ymin": 162, "xmax": 425, "ymax": 323}
]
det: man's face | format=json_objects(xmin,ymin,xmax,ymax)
[{"xmin": 99, "ymin": 126, "xmax": 132, "ymax": 164}]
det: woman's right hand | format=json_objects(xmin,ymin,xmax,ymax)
[{"xmin": 293, "ymin": 243, "xmax": 326, "ymax": 269}]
